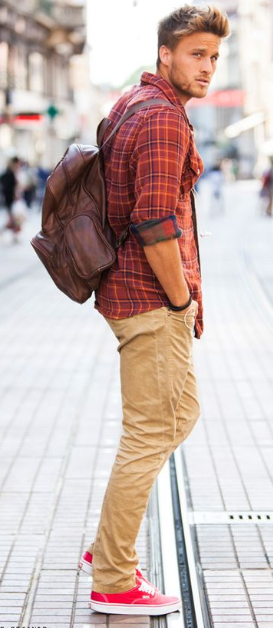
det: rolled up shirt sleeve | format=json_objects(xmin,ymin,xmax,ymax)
[
  {"xmin": 130, "ymin": 215, "xmax": 182, "ymax": 246},
  {"xmin": 129, "ymin": 108, "xmax": 190, "ymax": 246}
]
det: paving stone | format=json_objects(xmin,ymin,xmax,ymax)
[
  {"xmin": 73, "ymin": 625, "xmax": 107, "ymax": 628},
  {"xmin": 29, "ymin": 625, "xmax": 72, "ymax": 628},
  {"xmin": 109, "ymin": 624, "xmax": 151, "ymax": 628},
  {"xmin": 0, "ymin": 610, "xmax": 21, "ymax": 617},
  {"xmin": 211, "ymin": 609, "xmax": 253, "ymax": 616},
  {"xmin": 31, "ymin": 619, "xmax": 72, "ymax": 625},
  {"xmin": 74, "ymin": 615, "xmax": 109, "ymax": 624},
  {"xmin": 214, "ymin": 624, "xmax": 255, "ymax": 628},
  {"xmin": 31, "ymin": 608, "xmax": 73, "ymax": 617},
  {"xmin": 33, "ymin": 601, "xmax": 77, "ymax": 609},
  {"xmin": 248, "ymin": 597, "xmax": 273, "ymax": 602},
  {"xmin": 35, "ymin": 593, "xmax": 75, "ymax": 600},
  {"xmin": 77, "ymin": 614, "xmax": 107, "ymax": 623},
  {"xmin": 0, "ymin": 586, "xmax": 29, "ymax": 593},
  {"xmin": 209, "ymin": 596, "xmax": 250, "ymax": 602},
  {"xmin": 210, "ymin": 603, "xmax": 249, "ymax": 609},
  {"xmin": 109, "ymin": 618, "xmax": 151, "ymax": 624},
  {"xmin": 0, "ymin": 594, "xmax": 25, "ymax": 601},
  {"xmin": 73, "ymin": 624, "xmax": 107, "ymax": 628}
]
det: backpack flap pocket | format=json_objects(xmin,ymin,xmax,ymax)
[{"xmin": 65, "ymin": 214, "xmax": 116, "ymax": 279}]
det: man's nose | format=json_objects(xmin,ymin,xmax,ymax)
[{"xmin": 200, "ymin": 57, "xmax": 213, "ymax": 74}]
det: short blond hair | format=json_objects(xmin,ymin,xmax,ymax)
[{"xmin": 157, "ymin": 4, "xmax": 230, "ymax": 68}]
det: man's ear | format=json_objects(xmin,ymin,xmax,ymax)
[{"xmin": 159, "ymin": 45, "xmax": 171, "ymax": 67}]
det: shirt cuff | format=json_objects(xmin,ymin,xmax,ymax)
[{"xmin": 130, "ymin": 215, "xmax": 182, "ymax": 247}]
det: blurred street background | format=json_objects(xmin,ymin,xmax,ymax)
[
  {"xmin": 1, "ymin": 1, "xmax": 273, "ymax": 628},
  {"xmin": 1, "ymin": 0, "xmax": 273, "ymax": 207},
  {"xmin": 1, "ymin": 0, "xmax": 273, "ymax": 176}
]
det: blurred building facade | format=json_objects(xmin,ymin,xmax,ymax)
[
  {"xmin": 236, "ymin": 0, "xmax": 273, "ymax": 173},
  {"xmin": 0, "ymin": 0, "xmax": 86, "ymax": 169},
  {"xmin": 186, "ymin": 0, "xmax": 246, "ymax": 174},
  {"xmin": 190, "ymin": 0, "xmax": 273, "ymax": 176},
  {"xmin": 2, "ymin": 0, "xmax": 273, "ymax": 177}
]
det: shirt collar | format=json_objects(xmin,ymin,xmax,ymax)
[{"xmin": 140, "ymin": 71, "xmax": 193, "ymax": 129}]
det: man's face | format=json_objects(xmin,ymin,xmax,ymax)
[{"xmin": 159, "ymin": 31, "xmax": 221, "ymax": 104}]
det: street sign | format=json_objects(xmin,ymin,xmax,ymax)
[{"xmin": 47, "ymin": 104, "xmax": 60, "ymax": 120}]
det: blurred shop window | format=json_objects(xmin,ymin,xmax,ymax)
[
  {"xmin": 0, "ymin": 42, "xmax": 8, "ymax": 89},
  {"xmin": 29, "ymin": 52, "xmax": 45, "ymax": 94}
]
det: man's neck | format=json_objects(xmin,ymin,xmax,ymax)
[{"xmin": 156, "ymin": 69, "xmax": 191, "ymax": 106}]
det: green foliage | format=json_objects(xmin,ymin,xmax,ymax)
[{"xmin": 121, "ymin": 65, "xmax": 156, "ymax": 89}]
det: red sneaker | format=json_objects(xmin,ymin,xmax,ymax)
[
  {"xmin": 78, "ymin": 551, "xmax": 93, "ymax": 575},
  {"xmin": 89, "ymin": 576, "xmax": 181, "ymax": 615},
  {"xmin": 78, "ymin": 550, "xmax": 147, "ymax": 581}
]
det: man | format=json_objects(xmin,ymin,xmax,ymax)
[
  {"xmin": 0, "ymin": 157, "xmax": 21, "ymax": 241},
  {"xmin": 79, "ymin": 4, "xmax": 230, "ymax": 615},
  {"xmin": 260, "ymin": 158, "xmax": 273, "ymax": 216}
]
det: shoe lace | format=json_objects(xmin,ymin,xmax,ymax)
[{"xmin": 138, "ymin": 579, "xmax": 155, "ymax": 596}]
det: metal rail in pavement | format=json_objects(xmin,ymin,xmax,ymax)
[{"xmin": 154, "ymin": 451, "xmax": 212, "ymax": 628}]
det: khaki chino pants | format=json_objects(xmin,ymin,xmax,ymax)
[{"xmin": 89, "ymin": 306, "xmax": 200, "ymax": 593}]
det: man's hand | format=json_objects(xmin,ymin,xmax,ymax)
[
  {"xmin": 143, "ymin": 237, "xmax": 195, "ymax": 308},
  {"xmin": 181, "ymin": 299, "xmax": 199, "ymax": 318}
]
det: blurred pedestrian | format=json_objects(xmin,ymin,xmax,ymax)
[
  {"xmin": 79, "ymin": 4, "xmax": 230, "ymax": 616},
  {"xmin": 36, "ymin": 166, "xmax": 50, "ymax": 209},
  {"xmin": 19, "ymin": 161, "xmax": 37, "ymax": 209},
  {"xmin": 260, "ymin": 159, "xmax": 273, "ymax": 216},
  {"xmin": 209, "ymin": 160, "xmax": 225, "ymax": 214},
  {"xmin": 0, "ymin": 157, "xmax": 27, "ymax": 242},
  {"xmin": 0, "ymin": 157, "xmax": 20, "ymax": 241},
  {"xmin": 0, "ymin": 157, "xmax": 20, "ymax": 212},
  {"xmin": 221, "ymin": 157, "xmax": 235, "ymax": 181}
]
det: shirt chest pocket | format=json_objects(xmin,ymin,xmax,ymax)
[{"xmin": 180, "ymin": 153, "xmax": 201, "ymax": 195}]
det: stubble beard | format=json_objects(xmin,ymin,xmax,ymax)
[{"xmin": 169, "ymin": 65, "xmax": 207, "ymax": 101}]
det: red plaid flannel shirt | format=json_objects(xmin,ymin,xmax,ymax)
[{"xmin": 95, "ymin": 72, "xmax": 204, "ymax": 338}]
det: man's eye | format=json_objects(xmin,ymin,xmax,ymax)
[
  {"xmin": 211, "ymin": 56, "xmax": 218, "ymax": 61},
  {"xmin": 193, "ymin": 53, "xmax": 201, "ymax": 58}
]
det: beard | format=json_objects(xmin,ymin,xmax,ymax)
[{"xmin": 169, "ymin": 63, "xmax": 208, "ymax": 100}]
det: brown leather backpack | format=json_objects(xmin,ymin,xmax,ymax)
[{"xmin": 31, "ymin": 98, "xmax": 169, "ymax": 303}]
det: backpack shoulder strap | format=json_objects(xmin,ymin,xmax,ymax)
[
  {"xmin": 99, "ymin": 98, "xmax": 177, "ymax": 149},
  {"xmin": 97, "ymin": 118, "xmax": 112, "ymax": 148}
]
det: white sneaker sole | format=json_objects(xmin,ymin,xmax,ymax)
[
  {"xmin": 88, "ymin": 600, "xmax": 181, "ymax": 615},
  {"xmin": 78, "ymin": 558, "xmax": 92, "ymax": 576}
]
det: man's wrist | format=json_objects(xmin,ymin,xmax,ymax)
[{"xmin": 168, "ymin": 294, "xmax": 192, "ymax": 311}]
